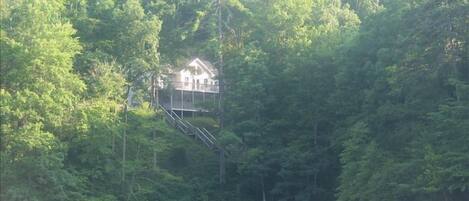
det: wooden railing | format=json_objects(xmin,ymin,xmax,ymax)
[
  {"xmin": 171, "ymin": 81, "xmax": 219, "ymax": 93},
  {"xmin": 159, "ymin": 105, "xmax": 219, "ymax": 150},
  {"xmin": 159, "ymin": 105, "xmax": 226, "ymax": 183}
]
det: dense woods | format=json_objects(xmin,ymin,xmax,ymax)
[{"xmin": 1, "ymin": 0, "xmax": 468, "ymax": 201}]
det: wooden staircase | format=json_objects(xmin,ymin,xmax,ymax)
[{"xmin": 159, "ymin": 105, "xmax": 226, "ymax": 184}]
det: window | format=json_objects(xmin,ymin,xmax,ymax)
[
  {"xmin": 204, "ymin": 79, "xmax": 208, "ymax": 85},
  {"xmin": 184, "ymin": 77, "xmax": 189, "ymax": 86}
]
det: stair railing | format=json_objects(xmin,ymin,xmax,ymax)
[{"xmin": 159, "ymin": 105, "xmax": 217, "ymax": 149}]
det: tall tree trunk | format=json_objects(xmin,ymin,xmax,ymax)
[
  {"xmin": 156, "ymin": 82, "xmax": 159, "ymax": 109},
  {"xmin": 127, "ymin": 143, "xmax": 141, "ymax": 201},
  {"xmin": 150, "ymin": 74, "xmax": 156, "ymax": 108},
  {"xmin": 217, "ymin": 0, "xmax": 225, "ymax": 129},
  {"xmin": 219, "ymin": 150, "xmax": 226, "ymax": 184},
  {"xmin": 312, "ymin": 116, "xmax": 319, "ymax": 197},
  {"xmin": 261, "ymin": 175, "xmax": 266, "ymax": 201},
  {"xmin": 153, "ymin": 131, "xmax": 157, "ymax": 169},
  {"xmin": 122, "ymin": 85, "xmax": 131, "ymax": 182}
]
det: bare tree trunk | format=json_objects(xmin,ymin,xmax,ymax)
[
  {"xmin": 261, "ymin": 175, "xmax": 266, "ymax": 201},
  {"xmin": 127, "ymin": 143, "xmax": 141, "ymax": 201},
  {"xmin": 122, "ymin": 85, "xmax": 131, "ymax": 182},
  {"xmin": 216, "ymin": 2, "xmax": 226, "ymax": 188},
  {"xmin": 217, "ymin": 0, "xmax": 225, "ymax": 129},
  {"xmin": 312, "ymin": 116, "xmax": 319, "ymax": 197},
  {"xmin": 219, "ymin": 150, "xmax": 226, "ymax": 184},
  {"xmin": 150, "ymin": 74, "xmax": 155, "ymax": 108},
  {"xmin": 156, "ymin": 82, "xmax": 159, "ymax": 109},
  {"xmin": 153, "ymin": 131, "xmax": 157, "ymax": 169}
]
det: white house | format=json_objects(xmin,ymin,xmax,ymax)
[
  {"xmin": 158, "ymin": 58, "xmax": 219, "ymax": 116},
  {"xmin": 171, "ymin": 58, "xmax": 219, "ymax": 93}
]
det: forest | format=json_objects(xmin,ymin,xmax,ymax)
[{"xmin": 1, "ymin": 0, "xmax": 468, "ymax": 201}]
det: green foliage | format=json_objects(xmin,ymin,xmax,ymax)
[
  {"xmin": 335, "ymin": 1, "xmax": 469, "ymax": 200},
  {"xmin": 1, "ymin": 0, "xmax": 468, "ymax": 200},
  {"xmin": 1, "ymin": 0, "xmax": 219, "ymax": 200},
  {"xmin": 0, "ymin": 0, "xmax": 88, "ymax": 200},
  {"xmin": 185, "ymin": 116, "xmax": 219, "ymax": 133}
]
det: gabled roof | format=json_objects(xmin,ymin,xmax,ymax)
[{"xmin": 187, "ymin": 58, "xmax": 218, "ymax": 77}]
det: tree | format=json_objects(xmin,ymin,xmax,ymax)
[
  {"xmin": 336, "ymin": 0, "xmax": 469, "ymax": 200},
  {"xmin": 1, "ymin": 0, "xmax": 86, "ymax": 200}
]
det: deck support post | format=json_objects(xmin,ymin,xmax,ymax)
[
  {"xmin": 192, "ymin": 90, "xmax": 195, "ymax": 117},
  {"xmin": 203, "ymin": 91, "xmax": 206, "ymax": 102},
  {"xmin": 170, "ymin": 89, "xmax": 173, "ymax": 112},
  {"xmin": 181, "ymin": 90, "xmax": 184, "ymax": 118}
]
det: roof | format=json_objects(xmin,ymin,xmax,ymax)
[{"xmin": 187, "ymin": 58, "xmax": 218, "ymax": 77}]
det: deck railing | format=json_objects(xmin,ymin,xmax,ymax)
[
  {"xmin": 158, "ymin": 89, "xmax": 219, "ymax": 112},
  {"xmin": 169, "ymin": 81, "xmax": 219, "ymax": 93}
]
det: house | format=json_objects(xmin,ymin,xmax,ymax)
[
  {"xmin": 158, "ymin": 58, "xmax": 219, "ymax": 117},
  {"xmin": 172, "ymin": 58, "xmax": 219, "ymax": 93}
]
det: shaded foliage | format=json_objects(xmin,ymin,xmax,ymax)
[{"xmin": 1, "ymin": 0, "xmax": 468, "ymax": 201}]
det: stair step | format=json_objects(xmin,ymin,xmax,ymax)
[{"xmin": 159, "ymin": 105, "xmax": 225, "ymax": 153}]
